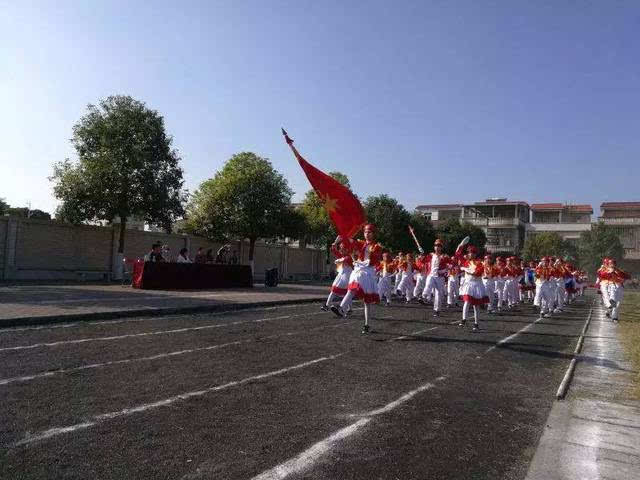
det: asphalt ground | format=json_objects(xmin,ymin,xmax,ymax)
[{"xmin": 0, "ymin": 295, "xmax": 592, "ymax": 479}]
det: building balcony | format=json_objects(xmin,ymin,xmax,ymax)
[
  {"xmin": 462, "ymin": 217, "xmax": 523, "ymax": 227},
  {"xmin": 485, "ymin": 245, "xmax": 517, "ymax": 254},
  {"xmin": 526, "ymin": 223, "xmax": 592, "ymax": 233},
  {"xmin": 598, "ymin": 217, "xmax": 640, "ymax": 225}
]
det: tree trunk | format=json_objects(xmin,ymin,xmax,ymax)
[
  {"xmin": 248, "ymin": 237, "xmax": 256, "ymax": 277},
  {"xmin": 118, "ymin": 219, "xmax": 127, "ymax": 253},
  {"xmin": 112, "ymin": 219, "xmax": 127, "ymax": 281}
]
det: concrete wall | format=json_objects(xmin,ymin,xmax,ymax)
[{"xmin": 0, "ymin": 218, "xmax": 327, "ymax": 282}]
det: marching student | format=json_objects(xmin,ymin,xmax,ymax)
[
  {"xmin": 603, "ymin": 258, "xmax": 630, "ymax": 321},
  {"xmin": 595, "ymin": 258, "xmax": 612, "ymax": 312},
  {"xmin": 419, "ymin": 239, "xmax": 449, "ymax": 317},
  {"xmin": 394, "ymin": 252, "xmax": 405, "ymax": 296},
  {"xmin": 493, "ymin": 256, "xmax": 506, "ymax": 312},
  {"xmin": 413, "ymin": 252, "xmax": 428, "ymax": 301},
  {"xmin": 455, "ymin": 237, "xmax": 488, "ymax": 331},
  {"xmin": 503, "ymin": 257, "xmax": 520, "ymax": 309},
  {"xmin": 551, "ymin": 258, "xmax": 566, "ymax": 313},
  {"xmin": 322, "ymin": 239, "xmax": 354, "ymax": 312},
  {"xmin": 534, "ymin": 256, "xmax": 556, "ymax": 318},
  {"xmin": 482, "ymin": 255, "xmax": 496, "ymax": 313},
  {"xmin": 397, "ymin": 252, "xmax": 418, "ymax": 303},
  {"xmin": 447, "ymin": 255, "xmax": 461, "ymax": 309},
  {"xmin": 331, "ymin": 224, "xmax": 383, "ymax": 334},
  {"xmin": 522, "ymin": 261, "xmax": 537, "ymax": 302},
  {"xmin": 377, "ymin": 251, "xmax": 397, "ymax": 306}
]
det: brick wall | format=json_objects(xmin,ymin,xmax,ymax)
[{"xmin": 1, "ymin": 218, "xmax": 327, "ymax": 281}]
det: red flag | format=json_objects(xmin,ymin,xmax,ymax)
[{"xmin": 282, "ymin": 129, "xmax": 365, "ymax": 239}]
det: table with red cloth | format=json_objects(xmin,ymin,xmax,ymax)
[{"xmin": 132, "ymin": 261, "xmax": 253, "ymax": 289}]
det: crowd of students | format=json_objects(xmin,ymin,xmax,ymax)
[{"xmin": 320, "ymin": 224, "xmax": 629, "ymax": 334}]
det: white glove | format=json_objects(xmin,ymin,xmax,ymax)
[
  {"xmin": 334, "ymin": 235, "xmax": 342, "ymax": 245},
  {"xmin": 418, "ymin": 247, "xmax": 424, "ymax": 254}
]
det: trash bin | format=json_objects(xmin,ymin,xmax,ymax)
[{"xmin": 265, "ymin": 268, "xmax": 279, "ymax": 287}]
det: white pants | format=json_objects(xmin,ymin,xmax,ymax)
[
  {"xmin": 397, "ymin": 273, "xmax": 415, "ymax": 301},
  {"xmin": 482, "ymin": 278, "xmax": 495, "ymax": 310},
  {"xmin": 534, "ymin": 281, "xmax": 555, "ymax": 314},
  {"xmin": 600, "ymin": 282, "xmax": 610, "ymax": 309},
  {"xmin": 423, "ymin": 275, "xmax": 445, "ymax": 311},
  {"xmin": 413, "ymin": 273, "xmax": 426, "ymax": 298},
  {"xmin": 503, "ymin": 278, "xmax": 517, "ymax": 306},
  {"xmin": 378, "ymin": 275, "xmax": 394, "ymax": 303},
  {"xmin": 494, "ymin": 280, "xmax": 505, "ymax": 309},
  {"xmin": 447, "ymin": 276, "xmax": 459, "ymax": 306},
  {"xmin": 606, "ymin": 283, "xmax": 624, "ymax": 319}
]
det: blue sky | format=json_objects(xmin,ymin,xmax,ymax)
[{"xmin": 2, "ymin": 1, "xmax": 639, "ymax": 217}]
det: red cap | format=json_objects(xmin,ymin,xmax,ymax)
[
  {"xmin": 434, "ymin": 238, "xmax": 443, "ymax": 246},
  {"xmin": 364, "ymin": 223, "xmax": 376, "ymax": 232},
  {"xmin": 467, "ymin": 245, "xmax": 478, "ymax": 254}
]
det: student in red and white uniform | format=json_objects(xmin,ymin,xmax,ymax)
[
  {"xmin": 482, "ymin": 255, "xmax": 496, "ymax": 314},
  {"xmin": 493, "ymin": 257, "xmax": 506, "ymax": 312},
  {"xmin": 522, "ymin": 261, "xmax": 537, "ymax": 303},
  {"xmin": 447, "ymin": 256, "xmax": 461, "ymax": 308},
  {"xmin": 413, "ymin": 252, "xmax": 428, "ymax": 300},
  {"xmin": 394, "ymin": 252, "xmax": 404, "ymax": 296},
  {"xmin": 602, "ymin": 258, "xmax": 630, "ymax": 321},
  {"xmin": 534, "ymin": 256, "xmax": 556, "ymax": 318},
  {"xmin": 331, "ymin": 224, "xmax": 383, "ymax": 334},
  {"xmin": 377, "ymin": 252, "xmax": 397, "ymax": 306},
  {"xmin": 322, "ymin": 240, "xmax": 354, "ymax": 312},
  {"xmin": 397, "ymin": 253, "xmax": 418, "ymax": 303},
  {"xmin": 503, "ymin": 257, "xmax": 520, "ymax": 309},
  {"xmin": 551, "ymin": 258, "xmax": 566, "ymax": 313},
  {"xmin": 455, "ymin": 237, "xmax": 488, "ymax": 331},
  {"xmin": 418, "ymin": 238, "xmax": 449, "ymax": 317},
  {"xmin": 595, "ymin": 258, "xmax": 612, "ymax": 310}
]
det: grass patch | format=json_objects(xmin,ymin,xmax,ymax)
[{"xmin": 619, "ymin": 289, "xmax": 640, "ymax": 399}]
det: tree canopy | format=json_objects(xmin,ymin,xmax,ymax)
[
  {"xmin": 521, "ymin": 232, "xmax": 574, "ymax": 261},
  {"xmin": 578, "ymin": 222, "xmax": 625, "ymax": 274},
  {"xmin": 363, "ymin": 194, "xmax": 435, "ymax": 253},
  {"xmin": 50, "ymin": 95, "xmax": 186, "ymax": 253},
  {"xmin": 185, "ymin": 152, "xmax": 294, "ymax": 264},
  {"xmin": 0, "ymin": 198, "xmax": 8, "ymax": 216},
  {"xmin": 436, "ymin": 218, "xmax": 487, "ymax": 255}
]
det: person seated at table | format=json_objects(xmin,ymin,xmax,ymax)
[
  {"xmin": 206, "ymin": 248, "xmax": 215, "ymax": 263},
  {"xmin": 230, "ymin": 250, "xmax": 239, "ymax": 265},
  {"xmin": 216, "ymin": 244, "xmax": 230, "ymax": 263},
  {"xmin": 144, "ymin": 243, "xmax": 164, "ymax": 262},
  {"xmin": 162, "ymin": 245, "xmax": 174, "ymax": 263},
  {"xmin": 177, "ymin": 248, "xmax": 192, "ymax": 263},
  {"xmin": 194, "ymin": 248, "xmax": 207, "ymax": 264}
]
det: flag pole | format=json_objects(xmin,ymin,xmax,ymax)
[{"xmin": 408, "ymin": 225, "xmax": 424, "ymax": 254}]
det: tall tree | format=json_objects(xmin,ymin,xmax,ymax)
[
  {"xmin": 578, "ymin": 222, "xmax": 625, "ymax": 274},
  {"xmin": 27, "ymin": 209, "xmax": 51, "ymax": 220},
  {"xmin": 0, "ymin": 198, "xmax": 8, "ymax": 216},
  {"xmin": 185, "ymin": 152, "xmax": 293, "ymax": 271},
  {"xmin": 436, "ymin": 218, "xmax": 487, "ymax": 255},
  {"xmin": 50, "ymin": 95, "xmax": 186, "ymax": 266},
  {"xmin": 521, "ymin": 232, "xmax": 569, "ymax": 261},
  {"xmin": 298, "ymin": 171, "xmax": 351, "ymax": 257},
  {"xmin": 363, "ymin": 195, "xmax": 436, "ymax": 253}
]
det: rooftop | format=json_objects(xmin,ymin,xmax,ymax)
[
  {"xmin": 601, "ymin": 202, "xmax": 640, "ymax": 210},
  {"xmin": 415, "ymin": 204, "xmax": 464, "ymax": 210},
  {"xmin": 531, "ymin": 203, "xmax": 593, "ymax": 213}
]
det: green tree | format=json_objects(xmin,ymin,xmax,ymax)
[
  {"xmin": 297, "ymin": 171, "xmax": 351, "ymax": 258},
  {"xmin": 578, "ymin": 222, "xmax": 625, "ymax": 274},
  {"xmin": 522, "ymin": 232, "xmax": 567, "ymax": 261},
  {"xmin": 436, "ymin": 218, "xmax": 487, "ymax": 255},
  {"xmin": 5, "ymin": 207, "xmax": 29, "ymax": 218},
  {"xmin": 363, "ymin": 195, "xmax": 435, "ymax": 253},
  {"xmin": 0, "ymin": 198, "xmax": 8, "ymax": 216},
  {"xmin": 28, "ymin": 209, "xmax": 51, "ymax": 220},
  {"xmin": 50, "ymin": 95, "xmax": 186, "ymax": 266},
  {"xmin": 185, "ymin": 152, "xmax": 294, "ymax": 271}
]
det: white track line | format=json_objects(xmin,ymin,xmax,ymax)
[
  {"xmin": 393, "ymin": 326, "xmax": 438, "ymax": 340},
  {"xmin": 484, "ymin": 316, "xmax": 544, "ymax": 354},
  {"xmin": 0, "ymin": 322, "xmax": 353, "ymax": 387},
  {"xmin": 0, "ymin": 310, "xmax": 338, "ymax": 352},
  {"xmin": 0, "ymin": 303, "xmax": 336, "ymax": 334},
  {"xmin": 250, "ymin": 376, "xmax": 446, "ymax": 480},
  {"xmin": 11, "ymin": 354, "xmax": 344, "ymax": 448}
]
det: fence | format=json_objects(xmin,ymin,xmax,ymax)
[{"xmin": 0, "ymin": 217, "xmax": 328, "ymax": 282}]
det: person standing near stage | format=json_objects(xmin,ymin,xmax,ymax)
[
  {"xmin": 455, "ymin": 236, "xmax": 488, "ymax": 331},
  {"xmin": 419, "ymin": 239, "xmax": 449, "ymax": 317},
  {"xmin": 331, "ymin": 224, "xmax": 383, "ymax": 334},
  {"xmin": 322, "ymin": 239, "xmax": 354, "ymax": 312},
  {"xmin": 144, "ymin": 243, "xmax": 165, "ymax": 262}
]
